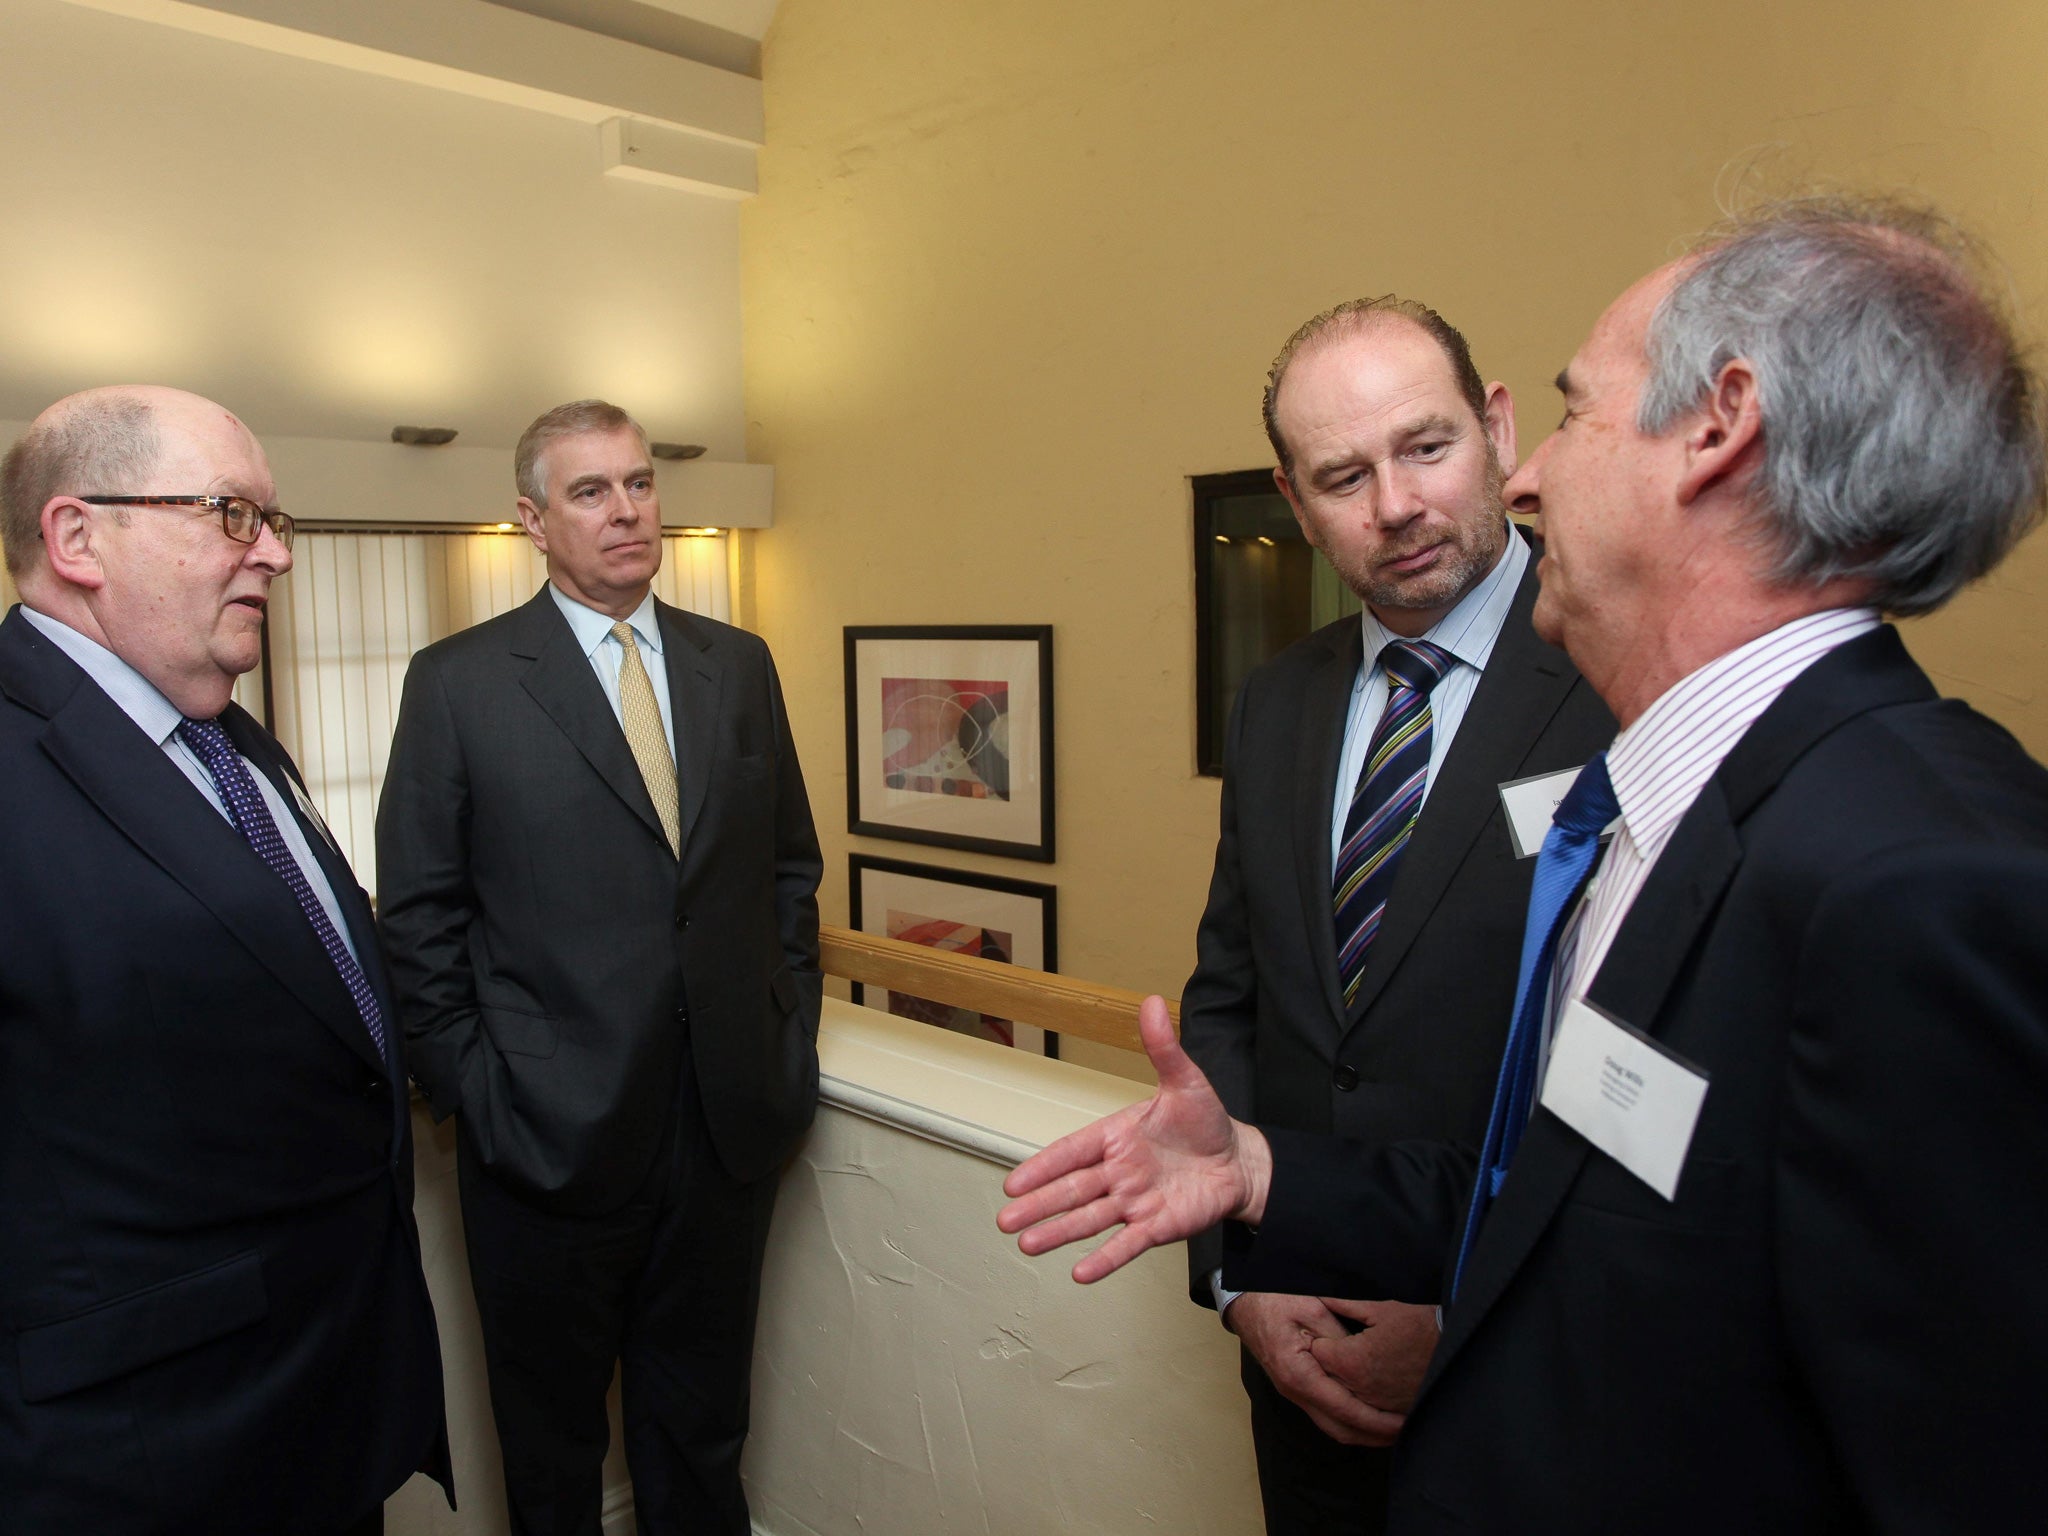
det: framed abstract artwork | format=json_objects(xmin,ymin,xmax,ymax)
[
  {"xmin": 843, "ymin": 625, "xmax": 1055, "ymax": 861},
  {"xmin": 848, "ymin": 854, "xmax": 1059, "ymax": 1056}
]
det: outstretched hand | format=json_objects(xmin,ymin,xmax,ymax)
[{"xmin": 997, "ymin": 995, "xmax": 1272, "ymax": 1283}]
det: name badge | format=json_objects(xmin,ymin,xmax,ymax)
[
  {"xmin": 287, "ymin": 776, "xmax": 342, "ymax": 854},
  {"xmin": 1498, "ymin": 764, "xmax": 1619, "ymax": 859},
  {"xmin": 1538, "ymin": 997, "xmax": 1708, "ymax": 1200}
]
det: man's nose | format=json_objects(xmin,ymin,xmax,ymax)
[
  {"xmin": 250, "ymin": 522, "xmax": 292, "ymax": 574},
  {"xmin": 1374, "ymin": 462, "xmax": 1430, "ymax": 526},
  {"xmin": 1503, "ymin": 439, "xmax": 1546, "ymax": 518}
]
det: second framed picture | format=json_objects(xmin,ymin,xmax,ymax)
[
  {"xmin": 848, "ymin": 854, "xmax": 1059, "ymax": 1057},
  {"xmin": 844, "ymin": 624, "xmax": 1054, "ymax": 861}
]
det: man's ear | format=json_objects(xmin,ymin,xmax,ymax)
[
  {"xmin": 515, "ymin": 497, "xmax": 549, "ymax": 553},
  {"xmin": 1676, "ymin": 358, "xmax": 1763, "ymax": 506},
  {"xmin": 1480, "ymin": 381, "xmax": 1518, "ymax": 479},
  {"xmin": 40, "ymin": 498, "xmax": 106, "ymax": 590}
]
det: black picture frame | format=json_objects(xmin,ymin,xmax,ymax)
[
  {"xmin": 843, "ymin": 624, "xmax": 1055, "ymax": 861},
  {"xmin": 848, "ymin": 853, "xmax": 1060, "ymax": 1057}
]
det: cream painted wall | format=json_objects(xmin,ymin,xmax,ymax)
[
  {"xmin": 0, "ymin": 0, "xmax": 747, "ymax": 457},
  {"xmin": 740, "ymin": 0, "xmax": 2048, "ymax": 1077}
]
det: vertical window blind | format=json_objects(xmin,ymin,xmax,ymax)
[{"xmin": 267, "ymin": 528, "xmax": 729, "ymax": 899}]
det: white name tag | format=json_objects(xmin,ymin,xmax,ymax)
[
  {"xmin": 1498, "ymin": 765, "xmax": 1603, "ymax": 859},
  {"xmin": 288, "ymin": 776, "xmax": 342, "ymax": 853},
  {"xmin": 1538, "ymin": 996, "xmax": 1708, "ymax": 1200}
]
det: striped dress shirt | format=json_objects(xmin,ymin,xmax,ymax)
[{"xmin": 1546, "ymin": 607, "xmax": 1883, "ymax": 1050}]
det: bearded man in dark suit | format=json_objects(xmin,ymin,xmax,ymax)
[
  {"xmin": 1181, "ymin": 299, "xmax": 1611, "ymax": 1534},
  {"xmin": 0, "ymin": 386, "xmax": 448, "ymax": 1536}
]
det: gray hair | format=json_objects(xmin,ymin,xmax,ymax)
[
  {"xmin": 0, "ymin": 393, "xmax": 161, "ymax": 578},
  {"xmin": 514, "ymin": 399, "xmax": 647, "ymax": 508},
  {"xmin": 1637, "ymin": 196, "xmax": 2046, "ymax": 615}
]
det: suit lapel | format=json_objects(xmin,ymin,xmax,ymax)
[
  {"xmin": 657, "ymin": 600, "xmax": 722, "ymax": 856},
  {"xmin": 1425, "ymin": 625, "xmax": 1934, "ymax": 1384},
  {"xmin": 1344, "ymin": 559, "xmax": 1586, "ymax": 1026},
  {"xmin": 6, "ymin": 626, "xmax": 383, "ymax": 1072},
  {"xmin": 1293, "ymin": 621, "xmax": 1363, "ymax": 1026},
  {"xmin": 511, "ymin": 589, "xmax": 670, "ymax": 852}
]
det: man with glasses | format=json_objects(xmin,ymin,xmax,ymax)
[{"xmin": 0, "ymin": 386, "xmax": 449, "ymax": 1535}]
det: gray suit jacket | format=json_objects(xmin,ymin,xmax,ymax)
[
  {"xmin": 376, "ymin": 588, "xmax": 822, "ymax": 1214},
  {"xmin": 1182, "ymin": 549, "xmax": 1615, "ymax": 1300}
]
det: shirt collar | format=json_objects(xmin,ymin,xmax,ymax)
[
  {"xmin": 1606, "ymin": 606, "xmax": 1882, "ymax": 857},
  {"xmin": 549, "ymin": 583, "xmax": 662, "ymax": 659},
  {"xmin": 18, "ymin": 604, "xmax": 187, "ymax": 746},
  {"xmin": 1357, "ymin": 521, "xmax": 1527, "ymax": 677}
]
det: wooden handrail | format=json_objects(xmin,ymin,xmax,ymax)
[{"xmin": 818, "ymin": 924, "xmax": 1176, "ymax": 1056}]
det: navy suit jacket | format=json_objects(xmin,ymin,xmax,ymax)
[
  {"xmin": 0, "ymin": 605, "xmax": 448, "ymax": 1534},
  {"xmin": 1230, "ymin": 627, "xmax": 2048, "ymax": 1531}
]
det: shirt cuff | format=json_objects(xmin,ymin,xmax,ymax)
[{"xmin": 1209, "ymin": 1269, "xmax": 1243, "ymax": 1319}]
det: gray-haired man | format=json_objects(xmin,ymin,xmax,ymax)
[{"xmin": 1003, "ymin": 198, "xmax": 2048, "ymax": 1532}]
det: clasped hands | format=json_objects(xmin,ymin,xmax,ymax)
[{"xmin": 995, "ymin": 995, "xmax": 1436, "ymax": 1443}]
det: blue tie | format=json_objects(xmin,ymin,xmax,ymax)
[
  {"xmin": 1449, "ymin": 751, "xmax": 1618, "ymax": 1300},
  {"xmin": 1333, "ymin": 639, "xmax": 1455, "ymax": 1007},
  {"xmin": 178, "ymin": 717, "xmax": 389, "ymax": 1060}
]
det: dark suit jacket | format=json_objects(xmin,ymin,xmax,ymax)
[
  {"xmin": 0, "ymin": 606, "xmax": 448, "ymax": 1534},
  {"xmin": 376, "ymin": 588, "xmax": 822, "ymax": 1214},
  {"xmin": 1230, "ymin": 626, "xmax": 2048, "ymax": 1531},
  {"xmin": 1182, "ymin": 548, "xmax": 1614, "ymax": 1299}
]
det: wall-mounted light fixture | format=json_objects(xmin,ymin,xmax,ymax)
[
  {"xmin": 650, "ymin": 441, "xmax": 707, "ymax": 460},
  {"xmin": 391, "ymin": 425, "xmax": 458, "ymax": 446}
]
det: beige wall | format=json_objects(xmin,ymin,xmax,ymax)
[{"xmin": 741, "ymin": 0, "xmax": 2048, "ymax": 1076}]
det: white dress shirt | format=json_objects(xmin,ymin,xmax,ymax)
[
  {"xmin": 20, "ymin": 604, "xmax": 358, "ymax": 959},
  {"xmin": 548, "ymin": 584, "xmax": 677, "ymax": 760},
  {"xmin": 1330, "ymin": 528, "xmax": 1530, "ymax": 866}
]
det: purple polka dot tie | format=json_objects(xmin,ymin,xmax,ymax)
[{"xmin": 178, "ymin": 716, "xmax": 389, "ymax": 1060}]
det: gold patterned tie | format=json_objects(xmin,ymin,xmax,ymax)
[{"xmin": 611, "ymin": 620, "xmax": 680, "ymax": 855}]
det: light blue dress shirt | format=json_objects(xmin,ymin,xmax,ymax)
[
  {"xmin": 19, "ymin": 604, "xmax": 358, "ymax": 959},
  {"xmin": 548, "ymin": 584, "xmax": 677, "ymax": 760}
]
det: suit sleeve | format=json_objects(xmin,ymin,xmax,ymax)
[
  {"xmin": 764, "ymin": 646, "xmax": 823, "ymax": 1038},
  {"xmin": 373, "ymin": 656, "xmax": 478, "ymax": 1121},
  {"xmin": 1178, "ymin": 684, "xmax": 1264, "ymax": 1307},
  {"xmin": 1221, "ymin": 1126, "xmax": 1474, "ymax": 1305},
  {"xmin": 1777, "ymin": 844, "xmax": 2048, "ymax": 1528}
]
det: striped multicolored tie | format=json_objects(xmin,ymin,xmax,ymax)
[
  {"xmin": 1449, "ymin": 750, "xmax": 1617, "ymax": 1300},
  {"xmin": 177, "ymin": 716, "xmax": 388, "ymax": 1059},
  {"xmin": 1333, "ymin": 638, "xmax": 1455, "ymax": 1007}
]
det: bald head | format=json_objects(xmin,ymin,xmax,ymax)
[{"xmin": 1, "ymin": 386, "xmax": 264, "ymax": 584}]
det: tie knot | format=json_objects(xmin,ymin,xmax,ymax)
[
  {"xmin": 1380, "ymin": 639, "xmax": 1454, "ymax": 697},
  {"xmin": 1552, "ymin": 750, "xmax": 1619, "ymax": 840},
  {"xmin": 610, "ymin": 620, "xmax": 637, "ymax": 646}
]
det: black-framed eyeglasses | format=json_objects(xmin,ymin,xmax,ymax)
[{"xmin": 79, "ymin": 495, "xmax": 295, "ymax": 551}]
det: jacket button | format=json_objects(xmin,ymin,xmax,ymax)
[
  {"xmin": 363, "ymin": 1076, "xmax": 386, "ymax": 1101},
  {"xmin": 674, "ymin": 912, "xmax": 688, "ymax": 929},
  {"xmin": 1333, "ymin": 1064, "xmax": 1359, "ymax": 1092}
]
